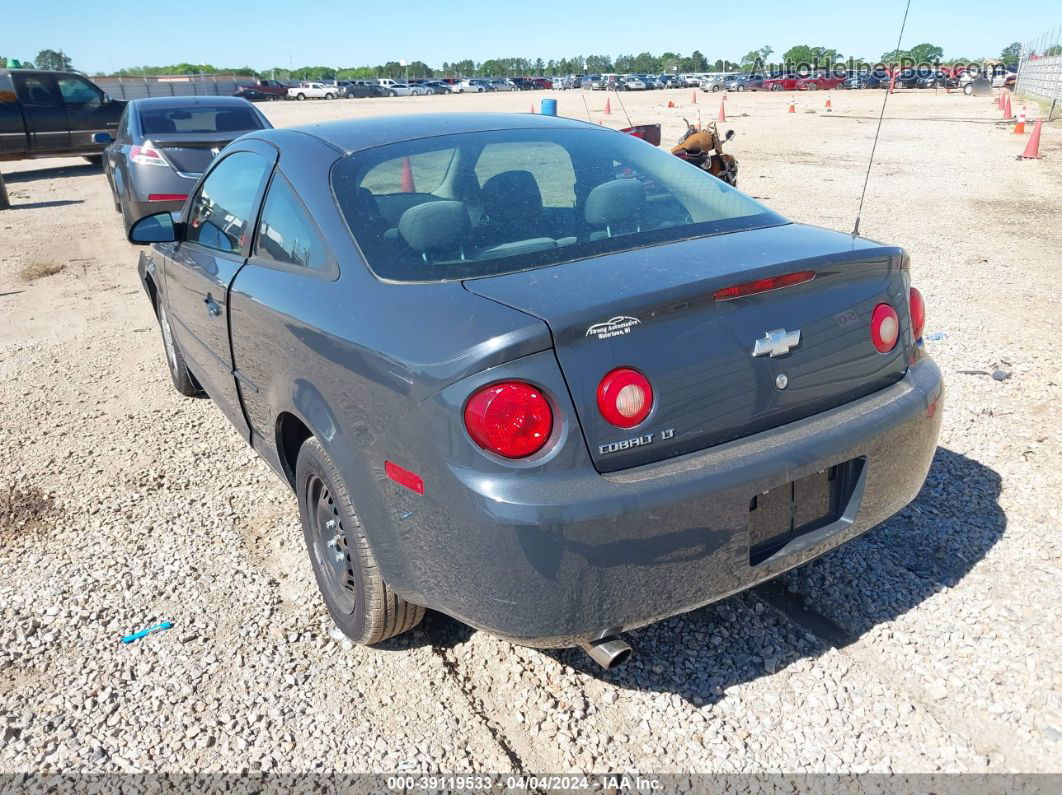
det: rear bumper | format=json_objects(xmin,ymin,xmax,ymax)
[{"xmin": 404, "ymin": 357, "xmax": 943, "ymax": 647}]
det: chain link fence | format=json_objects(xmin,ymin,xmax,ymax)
[
  {"xmin": 93, "ymin": 74, "xmax": 257, "ymax": 101},
  {"xmin": 1016, "ymin": 26, "xmax": 1062, "ymax": 119}
]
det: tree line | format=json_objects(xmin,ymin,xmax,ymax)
[{"xmin": 2, "ymin": 42, "xmax": 1025, "ymax": 82}]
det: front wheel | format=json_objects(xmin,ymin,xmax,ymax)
[
  {"xmin": 711, "ymin": 84, "xmax": 721, "ymax": 92},
  {"xmin": 325, "ymin": 93, "xmax": 334, "ymax": 100},
  {"xmin": 771, "ymin": 84, "xmax": 783, "ymax": 91},
  {"xmin": 157, "ymin": 302, "xmax": 201, "ymax": 397},
  {"xmin": 296, "ymin": 437, "xmax": 425, "ymax": 645},
  {"xmin": 736, "ymin": 84, "xmax": 745, "ymax": 92},
  {"xmin": 807, "ymin": 82, "xmax": 819, "ymax": 90}
]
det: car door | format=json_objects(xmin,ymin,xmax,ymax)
[
  {"xmin": 11, "ymin": 73, "xmax": 68, "ymax": 152},
  {"xmin": 56, "ymin": 74, "xmax": 120, "ymax": 150},
  {"xmin": 228, "ymin": 167, "xmax": 337, "ymax": 443},
  {"xmin": 104, "ymin": 106, "xmax": 131, "ymax": 198},
  {"xmin": 163, "ymin": 141, "xmax": 276, "ymax": 439}
]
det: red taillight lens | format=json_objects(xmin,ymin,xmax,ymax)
[
  {"xmin": 464, "ymin": 381, "xmax": 553, "ymax": 458},
  {"xmin": 597, "ymin": 368, "xmax": 653, "ymax": 428},
  {"xmin": 130, "ymin": 144, "xmax": 167, "ymax": 166},
  {"xmin": 147, "ymin": 193, "xmax": 188, "ymax": 202},
  {"xmin": 871, "ymin": 303, "xmax": 899, "ymax": 353},
  {"xmin": 714, "ymin": 270, "xmax": 815, "ymax": 301},
  {"xmin": 908, "ymin": 287, "xmax": 925, "ymax": 340}
]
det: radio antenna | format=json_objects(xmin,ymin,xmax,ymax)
[
  {"xmin": 852, "ymin": 0, "xmax": 914, "ymax": 236},
  {"xmin": 611, "ymin": 88, "xmax": 634, "ymax": 128},
  {"xmin": 580, "ymin": 91, "xmax": 593, "ymax": 123}
]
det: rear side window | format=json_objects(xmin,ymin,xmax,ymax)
[
  {"xmin": 254, "ymin": 174, "xmax": 330, "ymax": 271},
  {"xmin": 14, "ymin": 75, "xmax": 59, "ymax": 105},
  {"xmin": 187, "ymin": 151, "xmax": 271, "ymax": 254},
  {"xmin": 139, "ymin": 106, "xmax": 264, "ymax": 135}
]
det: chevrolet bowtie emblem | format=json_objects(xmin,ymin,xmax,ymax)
[{"xmin": 752, "ymin": 328, "xmax": 801, "ymax": 358}]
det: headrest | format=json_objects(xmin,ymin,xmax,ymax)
[
  {"xmin": 585, "ymin": 179, "xmax": 646, "ymax": 227},
  {"xmin": 398, "ymin": 201, "xmax": 470, "ymax": 253},
  {"xmin": 480, "ymin": 170, "xmax": 543, "ymax": 215}
]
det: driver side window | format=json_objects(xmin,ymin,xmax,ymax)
[
  {"xmin": 56, "ymin": 76, "xmax": 102, "ymax": 104},
  {"xmin": 187, "ymin": 152, "xmax": 271, "ymax": 254}
]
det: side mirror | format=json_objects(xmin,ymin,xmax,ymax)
[
  {"xmin": 128, "ymin": 211, "xmax": 181, "ymax": 245},
  {"xmin": 92, "ymin": 132, "xmax": 114, "ymax": 145},
  {"xmin": 103, "ymin": 93, "xmax": 113, "ymax": 103}
]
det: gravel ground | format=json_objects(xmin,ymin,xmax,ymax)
[{"xmin": 1, "ymin": 87, "xmax": 1060, "ymax": 777}]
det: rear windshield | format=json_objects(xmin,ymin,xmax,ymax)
[
  {"xmin": 331, "ymin": 126, "xmax": 786, "ymax": 282},
  {"xmin": 139, "ymin": 106, "xmax": 264, "ymax": 135}
]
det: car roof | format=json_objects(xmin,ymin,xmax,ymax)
[
  {"xmin": 129, "ymin": 95, "xmax": 253, "ymax": 109},
  {"xmin": 262, "ymin": 112, "xmax": 599, "ymax": 155}
]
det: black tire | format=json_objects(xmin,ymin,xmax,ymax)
[
  {"xmin": 156, "ymin": 301, "xmax": 201, "ymax": 397},
  {"xmin": 712, "ymin": 84, "xmax": 721, "ymax": 92},
  {"xmin": 296, "ymin": 437, "xmax": 425, "ymax": 645},
  {"xmin": 807, "ymin": 82, "xmax": 819, "ymax": 91},
  {"xmin": 736, "ymin": 84, "xmax": 744, "ymax": 92},
  {"xmin": 268, "ymin": 95, "xmax": 279, "ymax": 101},
  {"xmin": 771, "ymin": 83, "xmax": 783, "ymax": 91},
  {"xmin": 388, "ymin": 90, "xmax": 397, "ymax": 97},
  {"xmin": 325, "ymin": 93, "xmax": 334, "ymax": 100},
  {"xmin": 84, "ymin": 155, "xmax": 103, "ymax": 166}
]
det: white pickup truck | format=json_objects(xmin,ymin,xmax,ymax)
[{"xmin": 287, "ymin": 82, "xmax": 337, "ymax": 100}]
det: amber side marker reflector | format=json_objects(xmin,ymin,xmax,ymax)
[
  {"xmin": 385, "ymin": 460, "xmax": 424, "ymax": 494},
  {"xmin": 714, "ymin": 270, "xmax": 815, "ymax": 301}
]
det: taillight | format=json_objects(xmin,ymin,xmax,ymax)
[
  {"xmin": 597, "ymin": 368, "xmax": 653, "ymax": 428},
  {"xmin": 130, "ymin": 143, "xmax": 167, "ymax": 166},
  {"xmin": 871, "ymin": 303, "xmax": 899, "ymax": 353},
  {"xmin": 464, "ymin": 381, "xmax": 553, "ymax": 459},
  {"xmin": 147, "ymin": 193, "xmax": 188, "ymax": 202},
  {"xmin": 908, "ymin": 287, "xmax": 925, "ymax": 340},
  {"xmin": 714, "ymin": 270, "xmax": 815, "ymax": 301}
]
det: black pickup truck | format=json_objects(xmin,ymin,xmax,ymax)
[{"xmin": 0, "ymin": 69, "xmax": 125, "ymax": 163}]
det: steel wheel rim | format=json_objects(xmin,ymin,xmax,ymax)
[{"xmin": 308, "ymin": 474, "xmax": 357, "ymax": 614}]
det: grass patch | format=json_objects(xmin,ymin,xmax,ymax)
[{"xmin": 19, "ymin": 260, "xmax": 65, "ymax": 282}]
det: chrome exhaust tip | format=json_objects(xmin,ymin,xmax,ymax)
[{"xmin": 580, "ymin": 636, "xmax": 632, "ymax": 669}]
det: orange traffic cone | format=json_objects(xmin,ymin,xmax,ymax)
[
  {"xmin": 996, "ymin": 91, "xmax": 1002, "ymax": 108},
  {"xmin": 1014, "ymin": 106, "xmax": 1026, "ymax": 134},
  {"xmin": 530, "ymin": 104, "xmax": 535, "ymax": 113},
  {"xmin": 825, "ymin": 96, "xmax": 832, "ymax": 112},
  {"xmin": 718, "ymin": 102, "xmax": 726, "ymax": 122},
  {"xmin": 604, "ymin": 97, "xmax": 611, "ymax": 115},
  {"xmin": 1003, "ymin": 94, "xmax": 1013, "ymax": 120},
  {"xmin": 788, "ymin": 98, "xmax": 795, "ymax": 113},
  {"xmin": 691, "ymin": 91, "xmax": 697, "ymax": 104},
  {"xmin": 1020, "ymin": 119, "xmax": 1043, "ymax": 158},
  {"xmin": 667, "ymin": 100, "xmax": 675, "ymax": 108},
  {"xmin": 400, "ymin": 156, "xmax": 415, "ymax": 193}
]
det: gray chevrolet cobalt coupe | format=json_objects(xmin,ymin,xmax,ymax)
[{"xmin": 126, "ymin": 113, "xmax": 942, "ymax": 668}]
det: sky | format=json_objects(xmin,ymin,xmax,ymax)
[{"xmin": 7, "ymin": 0, "xmax": 1055, "ymax": 74}]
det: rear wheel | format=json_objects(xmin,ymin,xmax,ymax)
[
  {"xmin": 84, "ymin": 155, "xmax": 103, "ymax": 166},
  {"xmin": 736, "ymin": 84, "xmax": 745, "ymax": 92},
  {"xmin": 389, "ymin": 90, "xmax": 397, "ymax": 97},
  {"xmin": 296, "ymin": 437, "xmax": 425, "ymax": 645},
  {"xmin": 157, "ymin": 302, "xmax": 201, "ymax": 397},
  {"xmin": 771, "ymin": 83, "xmax": 783, "ymax": 91},
  {"xmin": 807, "ymin": 82, "xmax": 819, "ymax": 90},
  {"xmin": 711, "ymin": 84, "xmax": 721, "ymax": 92},
  {"xmin": 296, "ymin": 93, "xmax": 306, "ymax": 101}
]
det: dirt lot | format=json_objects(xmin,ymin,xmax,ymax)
[{"xmin": 1, "ymin": 87, "xmax": 1060, "ymax": 776}]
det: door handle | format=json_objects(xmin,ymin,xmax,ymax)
[{"xmin": 204, "ymin": 294, "xmax": 222, "ymax": 317}]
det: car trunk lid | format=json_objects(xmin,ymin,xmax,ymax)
[
  {"xmin": 464, "ymin": 223, "xmax": 913, "ymax": 473},
  {"xmin": 147, "ymin": 133, "xmax": 242, "ymax": 176}
]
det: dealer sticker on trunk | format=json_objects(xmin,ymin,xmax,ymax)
[{"xmin": 586, "ymin": 316, "xmax": 641, "ymax": 340}]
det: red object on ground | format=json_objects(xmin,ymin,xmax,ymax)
[
  {"xmin": 530, "ymin": 104, "xmax": 535, "ymax": 113},
  {"xmin": 718, "ymin": 102, "xmax": 726, "ymax": 122},
  {"xmin": 1014, "ymin": 106, "xmax": 1026, "ymax": 134},
  {"xmin": 788, "ymin": 99, "xmax": 795, "ymax": 113},
  {"xmin": 667, "ymin": 100, "xmax": 675, "ymax": 108},
  {"xmin": 825, "ymin": 97, "xmax": 832, "ymax": 109},
  {"xmin": 691, "ymin": 91, "xmax": 697, "ymax": 104},
  {"xmin": 605, "ymin": 97, "xmax": 611, "ymax": 115},
  {"xmin": 1020, "ymin": 119, "xmax": 1043, "ymax": 159},
  {"xmin": 1003, "ymin": 94, "xmax": 1013, "ymax": 120},
  {"xmin": 400, "ymin": 157, "xmax": 415, "ymax": 193}
]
